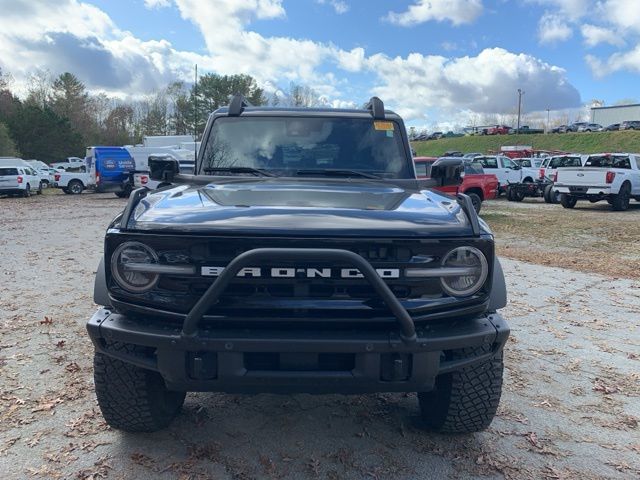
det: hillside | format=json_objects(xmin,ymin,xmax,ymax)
[{"xmin": 412, "ymin": 131, "xmax": 640, "ymax": 156}]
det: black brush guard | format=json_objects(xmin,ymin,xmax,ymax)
[{"xmin": 181, "ymin": 248, "xmax": 418, "ymax": 344}]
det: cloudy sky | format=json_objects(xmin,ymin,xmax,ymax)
[{"xmin": 0, "ymin": 0, "xmax": 639, "ymax": 126}]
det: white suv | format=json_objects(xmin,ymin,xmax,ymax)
[{"xmin": 0, "ymin": 164, "xmax": 43, "ymax": 197}]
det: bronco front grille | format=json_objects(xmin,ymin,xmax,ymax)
[{"xmin": 107, "ymin": 234, "xmax": 493, "ymax": 322}]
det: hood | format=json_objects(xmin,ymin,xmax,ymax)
[{"xmin": 127, "ymin": 178, "xmax": 477, "ymax": 237}]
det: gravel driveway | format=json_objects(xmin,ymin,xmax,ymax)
[{"xmin": 1, "ymin": 193, "xmax": 638, "ymax": 479}]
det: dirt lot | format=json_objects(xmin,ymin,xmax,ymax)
[
  {"xmin": 1, "ymin": 192, "xmax": 639, "ymax": 479},
  {"xmin": 483, "ymin": 197, "xmax": 640, "ymax": 280}
]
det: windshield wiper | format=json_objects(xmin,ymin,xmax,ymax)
[
  {"xmin": 203, "ymin": 167, "xmax": 275, "ymax": 177},
  {"xmin": 294, "ymin": 169, "xmax": 382, "ymax": 179}
]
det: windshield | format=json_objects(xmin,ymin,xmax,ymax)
[{"xmin": 199, "ymin": 116, "xmax": 411, "ymax": 178}]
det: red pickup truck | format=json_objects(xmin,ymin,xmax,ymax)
[{"xmin": 414, "ymin": 156, "xmax": 499, "ymax": 213}]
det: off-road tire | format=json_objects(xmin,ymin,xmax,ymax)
[
  {"xmin": 560, "ymin": 193, "xmax": 577, "ymax": 209},
  {"xmin": 418, "ymin": 346, "xmax": 503, "ymax": 433},
  {"xmin": 68, "ymin": 180, "xmax": 83, "ymax": 195},
  {"xmin": 611, "ymin": 182, "xmax": 631, "ymax": 211},
  {"xmin": 94, "ymin": 344, "xmax": 186, "ymax": 432},
  {"xmin": 467, "ymin": 192, "xmax": 482, "ymax": 214}
]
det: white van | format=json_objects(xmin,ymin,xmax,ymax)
[{"xmin": 0, "ymin": 158, "xmax": 43, "ymax": 197}]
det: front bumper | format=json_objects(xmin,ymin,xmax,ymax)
[{"xmin": 87, "ymin": 308, "xmax": 509, "ymax": 393}]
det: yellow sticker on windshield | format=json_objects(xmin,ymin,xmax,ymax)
[{"xmin": 374, "ymin": 121, "xmax": 394, "ymax": 131}]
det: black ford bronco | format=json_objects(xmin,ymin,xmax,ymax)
[{"xmin": 88, "ymin": 96, "xmax": 509, "ymax": 433}]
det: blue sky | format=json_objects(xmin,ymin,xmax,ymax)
[{"xmin": 1, "ymin": 0, "xmax": 639, "ymax": 128}]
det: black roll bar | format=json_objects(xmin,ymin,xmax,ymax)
[{"xmin": 181, "ymin": 248, "xmax": 417, "ymax": 345}]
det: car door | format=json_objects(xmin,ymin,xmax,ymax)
[
  {"xmin": 499, "ymin": 157, "xmax": 521, "ymax": 184},
  {"xmin": 632, "ymin": 156, "xmax": 640, "ymax": 195},
  {"xmin": 475, "ymin": 156, "xmax": 505, "ymax": 185}
]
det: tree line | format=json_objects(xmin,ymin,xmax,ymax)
[{"xmin": 0, "ymin": 68, "xmax": 326, "ymax": 163}]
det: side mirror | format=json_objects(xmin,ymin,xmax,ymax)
[
  {"xmin": 149, "ymin": 154, "xmax": 179, "ymax": 182},
  {"xmin": 430, "ymin": 158, "xmax": 463, "ymax": 186}
]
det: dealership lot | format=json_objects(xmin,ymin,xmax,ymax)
[{"xmin": 0, "ymin": 193, "xmax": 639, "ymax": 479}]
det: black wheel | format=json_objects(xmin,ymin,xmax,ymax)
[
  {"xmin": 37, "ymin": 181, "xmax": 43, "ymax": 195},
  {"xmin": 68, "ymin": 180, "xmax": 83, "ymax": 195},
  {"xmin": 115, "ymin": 183, "xmax": 133, "ymax": 198},
  {"xmin": 545, "ymin": 185, "xmax": 559, "ymax": 204},
  {"xmin": 507, "ymin": 186, "xmax": 524, "ymax": 202},
  {"xmin": 543, "ymin": 184, "xmax": 552, "ymax": 203},
  {"xmin": 94, "ymin": 344, "xmax": 186, "ymax": 432},
  {"xmin": 22, "ymin": 184, "xmax": 31, "ymax": 197},
  {"xmin": 560, "ymin": 193, "xmax": 577, "ymax": 208},
  {"xmin": 611, "ymin": 182, "xmax": 631, "ymax": 211},
  {"xmin": 418, "ymin": 346, "xmax": 504, "ymax": 433},
  {"xmin": 62, "ymin": 188, "xmax": 70, "ymax": 194},
  {"xmin": 467, "ymin": 192, "xmax": 482, "ymax": 214}
]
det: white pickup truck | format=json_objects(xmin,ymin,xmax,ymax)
[
  {"xmin": 53, "ymin": 169, "xmax": 94, "ymax": 194},
  {"xmin": 472, "ymin": 155, "xmax": 523, "ymax": 193},
  {"xmin": 554, "ymin": 153, "xmax": 640, "ymax": 211}
]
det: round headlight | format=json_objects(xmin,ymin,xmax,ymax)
[
  {"xmin": 111, "ymin": 242, "xmax": 159, "ymax": 293},
  {"xmin": 440, "ymin": 247, "xmax": 488, "ymax": 297}
]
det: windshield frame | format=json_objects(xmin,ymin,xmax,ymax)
[{"xmin": 196, "ymin": 112, "xmax": 415, "ymax": 179}]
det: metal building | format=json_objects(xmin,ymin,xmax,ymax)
[{"xmin": 591, "ymin": 104, "xmax": 640, "ymax": 126}]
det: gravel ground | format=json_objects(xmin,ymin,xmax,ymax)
[{"xmin": 0, "ymin": 192, "xmax": 639, "ymax": 480}]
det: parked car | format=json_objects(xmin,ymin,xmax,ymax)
[
  {"xmin": 509, "ymin": 126, "xmax": 544, "ymax": 134},
  {"xmin": 428, "ymin": 131, "xmax": 443, "ymax": 140},
  {"xmin": 539, "ymin": 154, "xmax": 584, "ymax": 203},
  {"xmin": 463, "ymin": 152, "xmax": 482, "ymax": 159},
  {"xmin": 551, "ymin": 125, "xmax": 568, "ymax": 133},
  {"xmin": 88, "ymin": 96, "xmax": 510, "ymax": 434},
  {"xmin": 53, "ymin": 164, "xmax": 94, "ymax": 194},
  {"xmin": 620, "ymin": 120, "xmax": 640, "ymax": 131},
  {"xmin": 470, "ymin": 155, "xmax": 522, "ymax": 193},
  {"xmin": 0, "ymin": 159, "xmax": 43, "ymax": 197},
  {"xmin": 565, "ymin": 122, "xmax": 589, "ymax": 132},
  {"xmin": 51, "ymin": 156, "xmax": 86, "ymax": 170},
  {"xmin": 26, "ymin": 160, "xmax": 55, "ymax": 187},
  {"xmin": 577, "ymin": 123, "xmax": 603, "ymax": 132},
  {"xmin": 85, "ymin": 147, "xmax": 136, "ymax": 197},
  {"xmin": 554, "ymin": 153, "xmax": 640, "ymax": 210},
  {"xmin": 443, "ymin": 150, "xmax": 464, "ymax": 157},
  {"xmin": 605, "ymin": 123, "xmax": 620, "ymax": 131},
  {"xmin": 485, "ymin": 125, "xmax": 510, "ymax": 135},
  {"xmin": 414, "ymin": 156, "xmax": 498, "ymax": 213}
]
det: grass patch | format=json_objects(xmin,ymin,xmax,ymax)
[{"xmin": 413, "ymin": 131, "xmax": 640, "ymax": 156}]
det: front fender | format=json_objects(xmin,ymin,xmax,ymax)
[
  {"xmin": 488, "ymin": 257, "xmax": 507, "ymax": 311},
  {"xmin": 93, "ymin": 258, "xmax": 111, "ymax": 307}
]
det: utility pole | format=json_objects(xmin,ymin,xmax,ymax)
[
  {"xmin": 546, "ymin": 108, "xmax": 550, "ymax": 134},
  {"xmin": 193, "ymin": 64, "xmax": 198, "ymax": 140},
  {"xmin": 516, "ymin": 89, "xmax": 524, "ymax": 134}
]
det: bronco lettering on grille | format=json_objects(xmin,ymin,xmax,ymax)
[{"xmin": 201, "ymin": 266, "xmax": 400, "ymax": 279}]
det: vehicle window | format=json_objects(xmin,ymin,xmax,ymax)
[
  {"xmin": 465, "ymin": 163, "xmax": 483, "ymax": 175},
  {"xmin": 584, "ymin": 155, "xmax": 631, "ymax": 168},
  {"xmin": 520, "ymin": 159, "xmax": 531, "ymax": 168},
  {"xmin": 475, "ymin": 157, "xmax": 497, "ymax": 169},
  {"xmin": 636, "ymin": 157, "xmax": 640, "ymax": 170},
  {"xmin": 200, "ymin": 116, "xmax": 412, "ymax": 178},
  {"xmin": 414, "ymin": 162, "xmax": 431, "ymax": 177},
  {"xmin": 502, "ymin": 158, "xmax": 514, "ymax": 168},
  {"xmin": 0, "ymin": 168, "xmax": 19, "ymax": 176}
]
